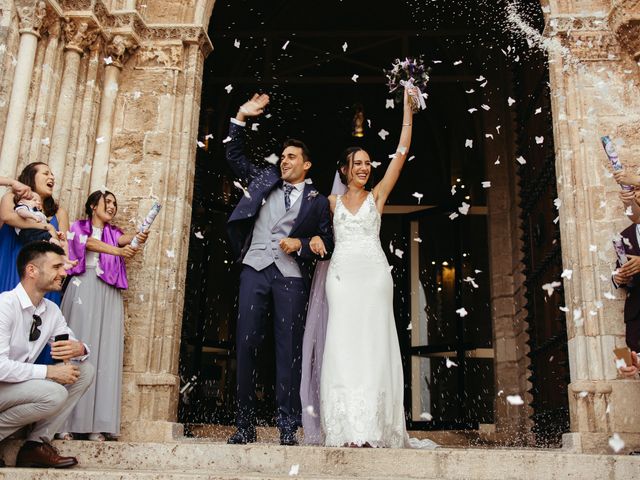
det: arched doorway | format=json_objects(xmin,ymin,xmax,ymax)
[{"xmin": 179, "ymin": 0, "xmax": 568, "ymax": 445}]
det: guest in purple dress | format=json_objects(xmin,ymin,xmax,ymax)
[
  {"xmin": 0, "ymin": 163, "xmax": 69, "ymax": 305},
  {"xmin": 59, "ymin": 190, "xmax": 147, "ymax": 441}
]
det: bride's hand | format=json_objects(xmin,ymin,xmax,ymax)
[
  {"xmin": 310, "ymin": 236, "xmax": 327, "ymax": 258},
  {"xmin": 404, "ymin": 86, "xmax": 418, "ymax": 112}
]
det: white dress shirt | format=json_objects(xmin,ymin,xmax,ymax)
[{"xmin": 0, "ymin": 283, "xmax": 88, "ymax": 383}]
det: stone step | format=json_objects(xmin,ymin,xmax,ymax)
[{"xmin": 0, "ymin": 440, "xmax": 639, "ymax": 479}]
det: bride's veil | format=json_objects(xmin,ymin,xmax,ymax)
[{"xmin": 300, "ymin": 171, "xmax": 346, "ymax": 445}]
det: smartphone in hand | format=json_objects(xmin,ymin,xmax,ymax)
[
  {"xmin": 53, "ymin": 333, "xmax": 69, "ymax": 363},
  {"xmin": 614, "ymin": 347, "xmax": 633, "ymax": 367}
]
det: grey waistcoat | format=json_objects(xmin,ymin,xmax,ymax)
[{"xmin": 243, "ymin": 186, "xmax": 303, "ymax": 278}]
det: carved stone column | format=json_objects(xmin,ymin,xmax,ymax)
[
  {"xmin": 89, "ymin": 34, "xmax": 137, "ymax": 192},
  {"xmin": 48, "ymin": 18, "xmax": 100, "ymax": 190},
  {"xmin": 0, "ymin": 1, "xmax": 46, "ymax": 178},
  {"xmin": 543, "ymin": 4, "xmax": 640, "ymax": 453}
]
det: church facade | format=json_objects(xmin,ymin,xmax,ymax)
[{"xmin": 0, "ymin": 0, "xmax": 639, "ymax": 453}]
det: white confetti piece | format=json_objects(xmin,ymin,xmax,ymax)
[
  {"xmin": 625, "ymin": 206, "xmax": 633, "ymax": 216},
  {"xmin": 609, "ymin": 433, "xmax": 624, "ymax": 453},
  {"xmin": 72, "ymin": 278, "xmax": 81, "ymax": 287},
  {"xmin": 289, "ymin": 464, "xmax": 299, "ymax": 476},
  {"xmin": 412, "ymin": 192, "xmax": 424, "ymax": 204},
  {"xmin": 66, "ymin": 232, "xmax": 75, "ymax": 240},
  {"xmin": 197, "ymin": 141, "xmax": 205, "ymax": 148},
  {"xmin": 305, "ymin": 405, "xmax": 317, "ymax": 417},
  {"xmin": 79, "ymin": 234, "xmax": 88, "ymax": 244},
  {"xmin": 451, "ymin": 185, "xmax": 457, "ymax": 196},
  {"xmin": 476, "ymin": 75, "xmax": 485, "ymax": 82},
  {"xmin": 413, "ymin": 237, "xmax": 422, "ymax": 243},
  {"xmin": 420, "ymin": 412, "xmax": 433, "ymax": 421},
  {"xmin": 234, "ymin": 39, "xmax": 240, "ymax": 48},
  {"xmin": 132, "ymin": 91, "xmax": 142, "ymax": 100},
  {"xmin": 408, "ymin": 155, "xmax": 415, "ymax": 162},
  {"xmin": 506, "ymin": 395, "xmax": 524, "ymax": 406},
  {"xmin": 559, "ymin": 306, "xmax": 569, "ymax": 313},
  {"xmin": 378, "ymin": 129, "xmax": 389, "ymax": 140},
  {"xmin": 485, "ymin": 134, "xmax": 494, "ymax": 140},
  {"xmin": 449, "ymin": 212, "xmax": 459, "ymax": 220},
  {"xmin": 494, "ymin": 156, "xmax": 501, "ymax": 165},
  {"xmin": 282, "ymin": 40, "xmax": 290, "ymax": 50},
  {"xmin": 406, "ymin": 323, "xmax": 412, "ymax": 330},
  {"xmin": 74, "ymin": 297, "xmax": 83, "ymax": 305},
  {"xmin": 481, "ymin": 104, "xmax": 490, "ymax": 111},
  {"xmin": 465, "ymin": 139, "xmax": 473, "ymax": 148},
  {"xmin": 508, "ymin": 97, "xmax": 516, "ymax": 106},
  {"xmin": 103, "ymin": 56, "xmax": 113, "ymax": 65},
  {"xmin": 456, "ymin": 307, "xmax": 468, "ymax": 317},
  {"xmin": 194, "ymin": 231, "xmax": 204, "ymax": 239},
  {"xmin": 96, "ymin": 137, "xmax": 105, "ymax": 144},
  {"xmin": 468, "ymin": 108, "xmax": 478, "ymax": 114},
  {"xmin": 251, "ymin": 123, "xmax": 259, "ymax": 131},
  {"xmin": 342, "ymin": 42, "xmax": 348, "ymax": 52},
  {"xmin": 222, "ymin": 136, "xmax": 232, "ymax": 144},
  {"xmin": 516, "ymin": 156, "xmax": 526, "ymax": 165},
  {"xmin": 265, "ymin": 153, "xmax": 279, "ymax": 165},
  {"xmin": 233, "ymin": 181, "xmax": 251, "ymax": 199},
  {"xmin": 561, "ymin": 269, "xmax": 573, "ymax": 280},
  {"xmin": 453, "ymin": 60, "xmax": 462, "ymax": 66},
  {"xmin": 351, "ymin": 74, "xmax": 359, "ymax": 82},
  {"xmin": 205, "ymin": 134, "xmax": 214, "ymax": 140},
  {"xmin": 535, "ymin": 136, "xmax": 544, "ymax": 144},
  {"xmin": 397, "ymin": 145, "xmax": 407, "ymax": 155},
  {"xmin": 463, "ymin": 277, "xmax": 479, "ymax": 289},
  {"xmin": 386, "ymin": 99, "xmax": 395, "ymax": 109},
  {"xmin": 166, "ymin": 249, "xmax": 175, "ymax": 258},
  {"xmin": 466, "ymin": 89, "xmax": 475, "ymax": 94},
  {"xmin": 394, "ymin": 249, "xmax": 404, "ymax": 259},
  {"xmin": 535, "ymin": 107, "xmax": 542, "ymax": 115},
  {"xmin": 573, "ymin": 309, "xmax": 583, "ymax": 327},
  {"xmin": 41, "ymin": 137, "xmax": 50, "ymax": 145},
  {"xmin": 604, "ymin": 291, "xmax": 616, "ymax": 300},
  {"xmin": 542, "ymin": 281, "xmax": 561, "ymax": 296},
  {"xmin": 445, "ymin": 358, "xmax": 458, "ymax": 368},
  {"xmin": 589, "ymin": 245, "xmax": 597, "ymax": 252},
  {"xmin": 224, "ymin": 84, "xmax": 233, "ymax": 94},
  {"xmin": 482, "ymin": 181, "xmax": 491, "ymax": 188},
  {"xmin": 458, "ymin": 202, "xmax": 470, "ymax": 215},
  {"xmin": 371, "ymin": 161, "xmax": 381, "ymax": 168}
]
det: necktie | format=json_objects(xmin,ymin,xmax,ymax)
[{"xmin": 284, "ymin": 183, "xmax": 294, "ymax": 211}]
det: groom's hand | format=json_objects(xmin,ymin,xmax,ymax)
[
  {"xmin": 236, "ymin": 93, "xmax": 270, "ymax": 122},
  {"xmin": 280, "ymin": 237, "xmax": 302, "ymax": 254},
  {"xmin": 310, "ymin": 236, "xmax": 327, "ymax": 258}
]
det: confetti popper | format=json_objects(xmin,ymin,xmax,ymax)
[
  {"xmin": 131, "ymin": 202, "xmax": 161, "ymax": 248},
  {"xmin": 602, "ymin": 136, "xmax": 633, "ymax": 191}
]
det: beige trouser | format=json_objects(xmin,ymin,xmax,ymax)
[{"xmin": 0, "ymin": 362, "xmax": 95, "ymax": 442}]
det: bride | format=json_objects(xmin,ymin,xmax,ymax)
[{"xmin": 303, "ymin": 87, "xmax": 434, "ymax": 448}]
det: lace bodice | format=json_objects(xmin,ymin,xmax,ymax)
[{"xmin": 331, "ymin": 192, "xmax": 385, "ymax": 262}]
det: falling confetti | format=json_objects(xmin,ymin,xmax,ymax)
[
  {"xmin": 342, "ymin": 42, "xmax": 348, "ymax": 52},
  {"xmin": 541, "ymin": 281, "xmax": 561, "ymax": 296},
  {"xmin": 282, "ymin": 40, "xmax": 290, "ymax": 50},
  {"xmin": 166, "ymin": 249, "xmax": 175, "ymax": 258},
  {"xmin": 456, "ymin": 307, "xmax": 468, "ymax": 317},
  {"xmin": 420, "ymin": 412, "xmax": 433, "ymax": 421},
  {"xmin": 265, "ymin": 153, "xmax": 279, "ymax": 165},
  {"xmin": 289, "ymin": 464, "xmax": 299, "ymax": 476},
  {"xmin": 234, "ymin": 39, "xmax": 240, "ymax": 48},
  {"xmin": 378, "ymin": 129, "xmax": 389, "ymax": 140},
  {"xmin": 305, "ymin": 405, "xmax": 317, "ymax": 418},
  {"xmin": 535, "ymin": 136, "xmax": 544, "ymax": 144},
  {"xmin": 445, "ymin": 358, "xmax": 458, "ymax": 368},
  {"xmin": 371, "ymin": 161, "xmax": 381, "ymax": 168},
  {"xmin": 104, "ymin": 56, "xmax": 113, "ymax": 65},
  {"xmin": 197, "ymin": 141, "xmax": 205, "ymax": 148},
  {"xmin": 194, "ymin": 231, "xmax": 204, "ymax": 239},
  {"xmin": 412, "ymin": 192, "xmax": 424, "ymax": 204},
  {"xmin": 96, "ymin": 137, "xmax": 105, "ymax": 144},
  {"xmin": 482, "ymin": 181, "xmax": 491, "ymax": 188},
  {"xmin": 506, "ymin": 395, "xmax": 524, "ymax": 406},
  {"xmin": 225, "ymin": 84, "xmax": 233, "ymax": 94},
  {"xmin": 458, "ymin": 202, "xmax": 470, "ymax": 215},
  {"xmin": 609, "ymin": 433, "xmax": 625, "ymax": 453},
  {"xmin": 385, "ymin": 99, "xmax": 394, "ymax": 109},
  {"xmin": 508, "ymin": 97, "xmax": 516, "ymax": 106},
  {"xmin": 233, "ymin": 181, "xmax": 251, "ymax": 199},
  {"xmin": 222, "ymin": 136, "xmax": 232, "ymax": 144},
  {"xmin": 465, "ymin": 139, "xmax": 473, "ymax": 148},
  {"xmin": 561, "ymin": 269, "xmax": 573, "ymax": 280},
  {"xmin": 516, "ymin": 156, "xmax": 526, "ymax": 165},
  {"xmin": 351, "ymin": 74, "xmax": 359, "ymax": 82},
  {"xmin": 394, "ymin": 249, "xmax": 404, "ymax": 259}
]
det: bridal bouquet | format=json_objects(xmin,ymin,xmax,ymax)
[{"xmin": 385, "ymin": 56, "xmax": 429, "ymax": 113}]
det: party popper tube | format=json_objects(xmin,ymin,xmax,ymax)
[
  {"xmin": 131, "ymin": 202, "xmax": 161, "ymax": 248},
  {"xmin": 602, "ymin": 136, "xmax": 633, "ymax": 192}
]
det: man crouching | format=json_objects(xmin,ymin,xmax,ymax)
[{"xmin": 0, "ymin": 241, "xmax": 94, "ymax": 468}]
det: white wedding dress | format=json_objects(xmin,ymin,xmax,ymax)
[{"xmin": 320, "ymin": 192, "xmax": 412, "ymax": 448}]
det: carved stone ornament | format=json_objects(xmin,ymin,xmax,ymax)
[
  {"xmin": 63, "ymin": 18, "xmax": 101, "ymax": 54},
  {"xmin": 106, "ymin": 34, "xmax": 138, "ymax": 68},
  {"xmin": 545, "ymin": 14, "xmax": 621, "ymax": 62},
  {"xmin": 136, "ymin": 44, "xmax": 183, "ymax": 70},
  {"xmin": 18, "ymin": 1, "xmax": 47, "ymax": 35}
]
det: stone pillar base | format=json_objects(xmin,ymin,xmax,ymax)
[
  {"xmin": 563, "ymin": 432, "xmax": 640, "ymax": 454},
  {"xmin": 119, "ymin": 421, "xmax": 184, "ymax": 442}
]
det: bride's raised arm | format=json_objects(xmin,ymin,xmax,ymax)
[{"xmin": 373, "ymin": 87, "xmax": 415, "ymax": 208}]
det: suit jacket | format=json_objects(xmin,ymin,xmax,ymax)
[
  {"xmin": 225, "ymin": 121, "xmax": 334, "ymax": 288},
  {"xmin": 616, "ymin": 223, "xmax": 640, "ymax": 323}
]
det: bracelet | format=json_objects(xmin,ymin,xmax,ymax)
[{"xmin": 402, "ymin": 123, "xmax": 412, "ymax": 127}]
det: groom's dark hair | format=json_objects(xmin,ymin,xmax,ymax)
[{"xmin": 282, "ymin": 138, "xmax": 311, "ymax": 164}]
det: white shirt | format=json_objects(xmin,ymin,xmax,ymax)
[
  {"xmin": 85, "ymin": 226, "xmax": 103, "ymax": 268},
  {"xmin": 0, "ymin": 283, "xmax": 88, "ymax": 383}
]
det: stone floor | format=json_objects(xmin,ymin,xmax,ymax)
[{"xmin": 0, "ymin": 439, "xmax": 639, "ymax": 479}]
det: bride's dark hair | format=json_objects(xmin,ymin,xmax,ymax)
[{"xmin": 337, "ymin": 147, "xmax": 374, "ymax": 190}]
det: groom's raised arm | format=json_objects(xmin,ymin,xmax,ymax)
[{"xmin": 225, "ymin": 93, "xmax": 270, "ymax": 182}]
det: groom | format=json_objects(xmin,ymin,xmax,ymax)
[{"xmin": 225, "ymin": 93, "xmax": 333, "ymax": 445}]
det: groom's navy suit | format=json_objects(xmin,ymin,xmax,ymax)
[{"xmin": 225, "ymin": 120, "xmax": 333, "ymax": 432}]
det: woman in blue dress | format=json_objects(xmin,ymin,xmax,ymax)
[{"xmin": 0, "ymin": 163, "xmax": 69, "ymax": 305}]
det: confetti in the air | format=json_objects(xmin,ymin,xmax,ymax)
[
  {"xmin": 609, "ymin": 433, "xmax": 625, "ymax": 453},
  {"xmin": 342, "ymin": 42, "xmax": 348, "ymax": 52},
  {"xmin": 508, "ymin": 97, "xmax": 516, "ymax": 106},
  {"xmin": 456, "ymin": 307, "xmax": 468, "ymax": 317},
  {"xmin": 104, "ymin": 56, "xmax": 113, "ymax": 65},
  {"xmin": 561, "ymin": 269, "xmax": 573, "ymax": 280},
  {"xmin": 378, "ymin": 129, "xmax": 389, "ymax": 140},
  {"xmin": 445, "ymin": 358, "xmax": 458, "ymax": 368},
  {"xmin": 535, "ymin": 136, "xmax": 544, "ymax": 144},
  {"xmin": 305, "ymin": 405, "xmax": 317, "ymax": 418},
  {"xmin": 194, "ymin": 231, "xmax": 204, "ymax": 239},
  {"xmin": 225, "ymin": 84, "xmax": 233, "ymax": 94},
  {"xmin": 506, "ymin": 395, "xmax": 524, "ymax": 406},
  {"xmin": 371, "ymin": 161, "xmax": 381, "ymax": 168},
  {"xmin": 458, "ymin": 202, "xmax": 470, "ymax": 215},
  {"xmin": 412, "ymin": 192, "xmax": 424, "ymax": 204},
  {"xmin": 265, "ymin": 154, "xmax": 279, "ymax": 165},
  {"xmin": 96, "ymin": 137, "xmax": 105, "ymax": 144},
  {"xmin": 542, "ymin": 281, "xmax": 561, "ymax": 296},
  {"xmin": 482, "ymin": 181, "xmax": 491, "ymax": 188},
  {"xmin": 386, "ymin": 99, "xmax": 395, "ymax": 109},
  {"xmin": 166, "ymin": 249, "xmax": 175, "ymax": 258},
  {"xmin": 234, "ymin": 39, "xmax": 240, "ymax": 48},
  {"xmin": 420, "ymin": 412, "xmax": 433, "ymax": 421},
  {"xmin": 222, "ymin": 136, "xmax": 232, "ymax": 144},
  {"xmin": 233, "ymin": 181, "xmax": 251, "ymax": 199},
  {"xmin": 351, "ymin": 74, "xmax": 359, "ymax": 82},
  {"xmin": 465, "ymin": 139, "xmax": 473, "ymax": 148},
  {"xmin": 282, "ymin": 40, "xmax": 290, "ymax": 50},
  {"xmin": 289, "ymin": 464, "xmax": 299, "ymax": 476}
]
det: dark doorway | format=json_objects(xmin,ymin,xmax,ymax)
[{"xmin": 178, "ymin": 0, "xmax": 563, "ymax": 441}]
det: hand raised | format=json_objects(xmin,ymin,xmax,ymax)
[
  {"xmin": 238, "ymin": 93, "xmax": 270, "ymax": 119},
  {"xmin": 46, "ymin": 363, "xmax": 80, "ymax": 385},
  {"xmin": 11, "ymin": 180, "xmax": 33, "ymax": 200}
]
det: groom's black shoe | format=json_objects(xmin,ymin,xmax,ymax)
[
  {"xmin": 280, "ymin": 429, "xmax": 298, "ymax": 446},
  {"xmin": 227, "ymin": 428, "xmax": 256, "ymax": 445}
]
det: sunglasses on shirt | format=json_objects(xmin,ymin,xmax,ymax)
[{"xmin": 29, "ymin": 314, "xmax": 42, "ymax": 342}]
